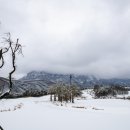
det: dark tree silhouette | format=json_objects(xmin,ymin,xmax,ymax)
[
  {"xmin": 0, "ymin": 47, "xmax": 9, "ymax": 68},
  {"xmin": 48, "ymin": 84, "xmax": 81, "ymax": 103},
  {"xmin": 70, "ymin": 74, "xmax": 72, "ymax": 86},
  {"xmin": 0, "ymin": 125, "xmax": 4, "ymax": 130},
  {"xmin": 4, "ymin": 33, "xmax": 23, "ymax": 90},
  {"xmin": 1, "ymin": 33, "xmax": 22, "ymax": 92}
]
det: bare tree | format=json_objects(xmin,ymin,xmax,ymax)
[
  {"xmin": 48, "ymin": 84, "xmax": 81, "ymax": 103},
  {"xmin": 48, "ymin": 86, "xmax": 56, "ymax": 101},
  {"xmin": 4, "ymin": 33, "xmax": 23, "ymax": 90}
]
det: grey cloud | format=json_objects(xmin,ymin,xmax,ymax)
[{"xmin": 0, "ymin": 0, "xmax": 130, "ymax": 79}]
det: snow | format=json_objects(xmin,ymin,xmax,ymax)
[
  {"xmin": 0, "ymin": 90, "xmax": 130, "ymax": 130},
  {"xmin": 116, "ymin": 91, "xmax": 130, "ymax": 98}
]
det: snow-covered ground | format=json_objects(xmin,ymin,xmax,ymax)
[
  {"xmin": 0, "ymin": 90, "xmax": 130, "ymax": 130},
  {"xmin": 116, "ymin": 91, "xmax": 130, "ymax": 98}
]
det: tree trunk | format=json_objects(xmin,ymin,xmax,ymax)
[
  {"xmin": 72, "ymin": 96, "xmax": 74, "ymax": 103},
  {"xmin": 0, "ymin": 125, "xmax": 4, "ymax": 130},
  {"xmin": 50, "ymin": 94, "xmax": 52, "ymax": 101},
  {"xmin": 54, "ymin": 94, "xmax": 56, "ymax": 101},
  {"xmin": 9, "ymin": 54, "xmax": 16, "ymax": 90}
]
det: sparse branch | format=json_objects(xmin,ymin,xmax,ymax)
[
  {"xmin": 7, "ymin": 35, "xmax": 23, "ymax": 89},
  {"xmin": 2, "ymin": 47, "xmax": 9, "ymax": 54},
  {"xmin": 48, "ymin": 84, "xmax": 81, "ymax": 103},
  {"xmin": 0, "ymin": 54, "xmax": 4, "ymax": 68},
  {"xmin": 1, "ymin": 33, "xmax": 23, "ymax": 90},
  {"xmin": 0, "ymin": 47, "xmax": 10, "ymax": 68}
]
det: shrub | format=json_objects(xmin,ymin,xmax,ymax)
[{"xmin": 48, "ymin": 84, "xmax": 81, "ymax": 103}]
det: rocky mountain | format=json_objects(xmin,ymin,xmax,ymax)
[
  {"xmin": 21, "ymin": 71, "xmax": 98, "ymax": 88},
  {"xmin": 22, "ymin": 71, "xmax": 130, "ymax": 88},
  {"xmin": 1, "ymin": 71, "xmax": 130, "ymax": 98}
]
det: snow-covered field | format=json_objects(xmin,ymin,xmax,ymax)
[{"xmin": 0, "ymin": 90, "xmax": 130, "ymax": 130}]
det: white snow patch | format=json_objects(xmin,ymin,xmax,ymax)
[{"xmin": 0, "ymin": 90, "xmax": 130, "ymax": 130}]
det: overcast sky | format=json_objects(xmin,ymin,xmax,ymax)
[{"xmin": 0, "ymin": 0, "xmax": 130, "ymax": 79}]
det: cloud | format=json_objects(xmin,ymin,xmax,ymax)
[{"xmin": 0, "ymin": 0, "xmax": 130, "ymax": 78}]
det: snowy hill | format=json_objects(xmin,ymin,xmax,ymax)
[
  {"xmin": 0, "ymin": 90, "xmax": 130, "ymax": 130},
  {"xmin": 21, "ymin": 71, "xmax": 98, "ymax": 88},
  {"xmin": 1, "ymin": 71, "xmax": 130, "ymax": 98},
  {"xmin": 22, "ymin": 71, "xmax": 130, "ymax": 87},
  {"xmin": 0, "ymin": 78, "xmax": 54, "ymax": 98}
]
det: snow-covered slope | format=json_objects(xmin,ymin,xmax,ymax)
[
  {"xmin": 1, "ymin": 71, "xmax": 130, "ymax": 98},
  {"xmin": 21, "ymin": 71, "xmax": 97, "ymax": 88},
  {"xmin": 0, "ymin": 90, "xmax": 130, "ymax": 130},
  {"xmin": 22, "ymin": 71, "xmax": 130, "ymax": 87},
  {"xmin": 0, "ymin": 77, "xmax": 10, "ymax": 97},
  {"xmin": 0, "ymin": 78, "xmax": 54, "ymax": 98}
]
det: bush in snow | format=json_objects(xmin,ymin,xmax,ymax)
[
  {"xmin": 93, "ymin": 84, "xmax": 129, "ymax": 98},
  {"xmin": 48, "ymin": 84, "xmax": 82, "ymax": 103},
  {"xmin": 127, "ymin": 96, "xmax": 130, "ymax": 100},
  {"xmin": 93, "ymin": 85, "xmax": 116, "ymax": 98}
]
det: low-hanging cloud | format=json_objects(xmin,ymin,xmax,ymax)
[{"xmin": 0, "ymin": 0, "xmax": 130, "ymax": 79}]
